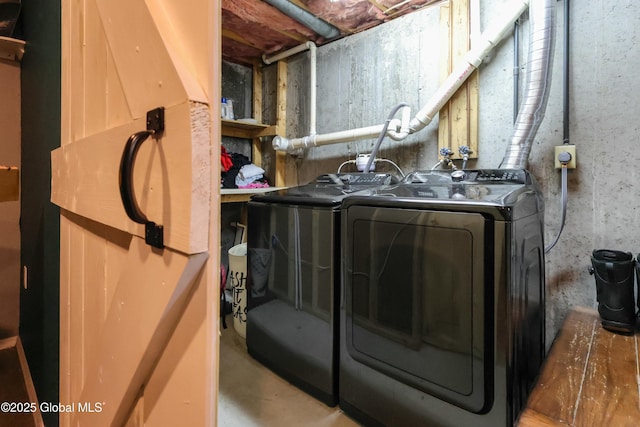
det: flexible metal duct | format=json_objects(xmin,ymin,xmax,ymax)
[
  {"xmin": 499, "ymin": 0, "xmax": 556, "ymax": 169},
  {"xmin": 263, "ymin": 0, "xmax": 340, "ymax": 40}
]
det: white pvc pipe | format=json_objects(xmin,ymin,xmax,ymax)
[
  {"xmin": 263, "ymin": 41, "xmax": 317, "ymax": 136},
  {"xmin": 273, "ymin": 0, "xmax": 530, "ymax": 154},
  {"xmin": 409, "ymin": 0, "xmax": 529, "ymax": 132},
  {"xmin": 273, "ymin": 124, "xmax": 387, "ymax": 152},
  {"xmin": 309, "ymin": 43, "xmax": 317, "ymax": 136},
  {"xmin": 262, "ymin": 43, "xmax": 311, "ymax": 64}
]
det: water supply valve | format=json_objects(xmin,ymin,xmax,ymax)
[
  {"xmin": 439, "ymin": 147, "xmax": 455, "ymax": 169},
  {"xmin": 439, "ymin": 147, "xmax": 454, "ymax": 158},
  {"xmin": 458, "ymin": 145, "xmax": 472, "ymax": 156}
]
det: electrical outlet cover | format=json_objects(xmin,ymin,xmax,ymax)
[{"xmin": 554, "ymin": 145, "xmax": 576, "ymax": 169}]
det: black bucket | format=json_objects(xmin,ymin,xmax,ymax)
[{"xmin": 0, "ymin": 0, "xmax": 21, "ymax": 37}]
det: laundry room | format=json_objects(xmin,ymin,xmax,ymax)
[
  {"xmin": 219, "ymin": 0, "xmax": 640, "ymax": 426},
  {"xmin": 1, "ymin": 0, "xmax": 639, "ymax": 426}
]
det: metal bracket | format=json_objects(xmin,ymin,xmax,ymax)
[
  {"xmin": 146, "ymin": 107, "xmax": 165, "ymax": 134},
  {"xmin": 145, "ymin": 222, "xmax": 164, "ymax": 249}
]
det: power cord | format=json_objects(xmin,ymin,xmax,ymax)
[{"xmin": 545, "ymin": 151, "xmax": 571, "ymax": 253}]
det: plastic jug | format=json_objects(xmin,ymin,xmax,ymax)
[
  {"xmin": 221, "ymin": 98, "xmax": 229, "ymax": 119},
  {"xmin": 226, "ymin": 99, "xmax": 235, "ymax": 120}
]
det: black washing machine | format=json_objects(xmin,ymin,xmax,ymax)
[
  {"xmin": 246, "ymin": 172, "xmax": 397, "ymax": 406},
  {"xmin": 339, "ymin": 169, "xmax": 545, "ymax": 426}
]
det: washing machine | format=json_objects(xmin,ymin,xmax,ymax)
[
  {"xmin": 339, "ymin": 169, "xmax": 545, "ymax": 426},
  {"xmin": 246, "ymin": 172, "xmax": 397, "ymax": 406}
]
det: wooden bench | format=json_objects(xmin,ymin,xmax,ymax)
[{"xmin": 517, "ymin": 306, "xmax": 640, "ymax": 426}]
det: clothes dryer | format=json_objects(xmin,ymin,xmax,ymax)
[{"xmin": 339, "ymin": 169, "xmax": 545, "ymax": 426}]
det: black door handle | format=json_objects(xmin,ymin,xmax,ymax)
[{"xmin": 118, "ymin": 107, "xmax": 165, "ymax": 249}]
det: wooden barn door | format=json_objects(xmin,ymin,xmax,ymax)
[{"xmin": 52, "ymin": 0, "xmax": 220, "ymax": 426}]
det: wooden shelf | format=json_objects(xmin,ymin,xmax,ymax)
[
  {"xmin": 219, "ymin": 62, "xmax": 287, "ymax": 201},
  {"xmin": 220, "ymin": 187, "xmax": 283, "ymax": 204},
  {"xmin": 0, "ymin": 166, "xmax": 19, "ymax": 202},
  {"xmin": 221, "ymin": 119, "xmax": 276, "ymax": 139},
  {"xmin": 220, "ymin": 116, "xmax": 280, "ymax": 203},
  {"xmin": 0, "ymin": 36, "xmax": 25, "ymax": 62}
]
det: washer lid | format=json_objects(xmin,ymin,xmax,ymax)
[
  {"xmin": 250, "ymin": 173, "xmax": 397, "ymax": 206},
  {"xmin": 369, "ymin": 169, "xmax": 540, "ymax": 206}
]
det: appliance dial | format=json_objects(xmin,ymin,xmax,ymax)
[{"xmin": 451, "ymin": 170, "xmax": 466, "ymax": 182}]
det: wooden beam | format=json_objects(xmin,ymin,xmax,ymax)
[
  {"xmin": 252, "ymin": 65, "xmax": 265, "ymax": 170},
  {"xmin": 438, "ymin": 0, "xmax": 478, "ymax": 161},
  {"xmin": 222, "ymin": 29, "xmax": 260, "ymax": 49},
  {"xmin": 222, "ymin": 28, "xmax": 305, "ymax": 49},
  {"xmin": 0, "ymin": 166, "xmax": 19, "ymax": 202},
  {"xmin": 275, "ymin": 61, "xmax": 288, "ymax": 187}
]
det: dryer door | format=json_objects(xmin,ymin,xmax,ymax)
[{"xmin": 344, "ymin": 206, "xmax": 492, "ymax": 413}]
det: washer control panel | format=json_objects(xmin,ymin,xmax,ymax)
[{"xmin": 315, "ymin": 173, "xmax": 397, "ymax": 186}]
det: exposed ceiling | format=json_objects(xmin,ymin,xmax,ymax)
[{"xmin": 222, "ymin": 0, "xmax": 441, "ymax": 66}]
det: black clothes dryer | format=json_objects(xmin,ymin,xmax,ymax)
[
  {"xmin": 246, "ymin": 173, "xmax": 397, "ymax": 406},
  {"xmin": 339, "ymin": 169, "xmax": 545, "ymax": 426}
]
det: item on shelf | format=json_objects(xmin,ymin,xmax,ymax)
[
  {"xmin": 221, "ymin": 152, "xmax": 251, "ymax": 189},
  {"xmin": 221, "ymin": 98, "xmax": 228, "ymax": 119},
  {"xmin": 221, "ymin": 97, "xmax": 235, "ymax": 120},
  {"xmin": 221, "ymin": 146, "xmax": 233, "ymax": 172},
  {"xmin": 235, "ymin": 164, "xmax": 264, "ymax": 187},
  {"xmin": 226, "ymin": 99, "xmax": 235, "ymax": 120},
  {"xmin": 238, "ymin": 182, "xmax": 269, "ymax": 189}
]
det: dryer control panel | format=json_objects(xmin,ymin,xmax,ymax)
[
  {"xmin": 464, "ymin": 169, "xmax": 527, "ymax": 183},
  {"xmin": 405, "ymin": 169, "xmax": 529, "ymax": 185}
]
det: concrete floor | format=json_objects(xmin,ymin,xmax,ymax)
[{"xmin": 218, "ymin": 325, "xmax": 359, "ymax": 427}]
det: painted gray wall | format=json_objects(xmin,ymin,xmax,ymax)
[
  {"xmin": 259, "ymin": 0, "xmax": 640, "ymax": 347},
  {"xmin": 20, "ymin": 1, "xmax": 61, "ymax": 425}
]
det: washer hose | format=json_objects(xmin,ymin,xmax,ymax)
[{"xmin": 364, "ymin": 103, "xmax": 410, "ymax": 173}]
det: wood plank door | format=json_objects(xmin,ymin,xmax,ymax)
[{"xmin": 52, "ymin": 1, "xmax": 220, "ymax": 426}]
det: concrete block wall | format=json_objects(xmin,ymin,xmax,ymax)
[{"xmin": 263, "ymin": 0, "xmax": 640, "ymax": 347}]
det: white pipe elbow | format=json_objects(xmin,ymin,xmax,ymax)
[
  {"xmin": 386, "ymin": 120, "xmax": 410, "ymax": 141},
  {"xmin": 272, "ymin": 135, "xmax": 290, "ymax": 152}
]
